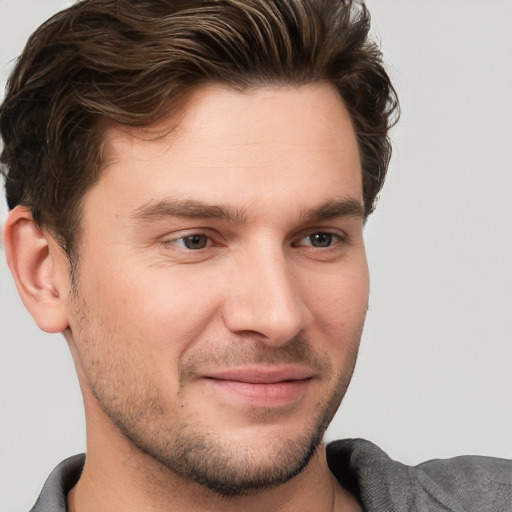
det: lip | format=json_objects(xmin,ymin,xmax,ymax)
[
  {"xmin": 204, "ymin": 366, "xmax": 314, "ymax": 383},
  {"xmin": 201, "ymin": 366, "xmax": 313, "ymax": 406}
]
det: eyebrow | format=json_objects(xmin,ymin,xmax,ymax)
[
  {"xmin": 304, "ymin": 198, "xmax": 365, "ymax": 222},
  {"xmin": 132, "ymin": 198, "xmax": 247, "ymax": 224},
  {"xmin": 131, "ymin": 197, "xmax": 365, "ymax": 224}
]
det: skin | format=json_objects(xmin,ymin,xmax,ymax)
[{"xmin": 4, "ymin": 84, "xmax": 366, "ymax": 511}]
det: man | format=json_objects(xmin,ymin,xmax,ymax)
[{"xmin": 1, "ymin": 1, "xmax": 510, "ymax": 511}]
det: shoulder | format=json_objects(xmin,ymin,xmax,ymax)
[
  {"xmin": 327, "ymin": 439, "xmax": 512, "ymax": 512},
  {"xmin": 29, "ymin": 454, "xmax": 85, "ymax": 512},
  {"xmin": 416, "ymin": 453, "xmax": 511, "ymax": 511}
]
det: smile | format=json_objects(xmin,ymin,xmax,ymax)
[{"xmin": 201, "ymin": 366, "xmax": 314, "ymax": 406}]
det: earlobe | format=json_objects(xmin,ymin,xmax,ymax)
[{"xmin": 3, "ymin": 206, "xmax": 70, "ymax": 333}]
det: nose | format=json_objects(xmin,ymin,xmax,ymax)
[{"xmin": 222, "ymin": 245, "xmax": 311, "ymax": 345}]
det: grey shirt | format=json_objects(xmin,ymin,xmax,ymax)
[{"xmin": 29, "ymin": 439, "xmax": 512, "ymax": 512}]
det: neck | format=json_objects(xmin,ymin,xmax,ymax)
[{"xmin": 68, "ymin": 431, "xmax": 360, "ymax": 512}]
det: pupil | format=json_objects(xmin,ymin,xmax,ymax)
[
  {"xmin": 312, "ymin": 233, "xmax": 332, "ymax": 247},
  {"xmin": 185, "ymin": 235, "xmax": 207, "ymax": 249}
]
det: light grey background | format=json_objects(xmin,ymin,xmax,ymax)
[{"xmin": 1, "ymin": 1, "xmax": 511, "ymax": 511}]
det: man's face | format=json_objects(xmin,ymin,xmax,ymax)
[{"xmin": 64, "ymin": 84, "xmax": 369, "ymax": 494}]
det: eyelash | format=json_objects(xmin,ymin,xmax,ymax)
[
  {"xmin": 164, "ymin": 231, "xmax": 346, "ymax": 251},
  {"xmin": 293, "ymin": 232, "xmax": 345, "ymax": 249},
  {"xmin": 168, "ymin": 234, "xmax": 212, "ymax": 250}
]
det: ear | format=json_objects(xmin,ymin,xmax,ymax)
[{"xmin": 3, "ymin": 206, "xmax": 70, "ymax": 333}]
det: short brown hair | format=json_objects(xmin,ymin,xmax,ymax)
[{"xmin": 1, "ymin": 0, "xmax": 398, "ymax": 259}]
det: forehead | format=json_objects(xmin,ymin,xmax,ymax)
[
  {"xmin": 90, "ymin": 84, "xmax": 362, "ymax": 221},
  {"xmin": 102, "ymin": 84, "xmax": 359, "ymax": 164}
]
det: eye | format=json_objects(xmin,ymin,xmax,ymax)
[
  {"xmin": 172, "ymin": 234, "xmax": 209, "ymax": 250},
  {"xmin": 296, "ymin": 232, "xmax": 342, "ymax": 248}
]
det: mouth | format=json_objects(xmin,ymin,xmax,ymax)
[{"xmin": 201, "ymin": 366, "xmax": 313, "ymax": 406}]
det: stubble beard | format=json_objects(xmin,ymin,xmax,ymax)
[
  {"xmin": 163, "ymin": 364, "xmax": 355, "ymax": 496},
  {"xmin": 70, "ymin": 283, "xmax": 362, "ymax": 498},
  {"xmin": 92, "ymin": 346, "xmax": 358, "ymax": 498}
]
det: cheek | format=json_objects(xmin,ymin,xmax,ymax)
[
  {"xmin": 302, "ymin": 263, "xmax": 368, "ymax": 365},
  {"xmin": 80, "ymin": 261, "xmax": 227, "ymax": 360},
  {"xmin": 307, "ymin": 262, "xmax": 369, "ymax": 325}
]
